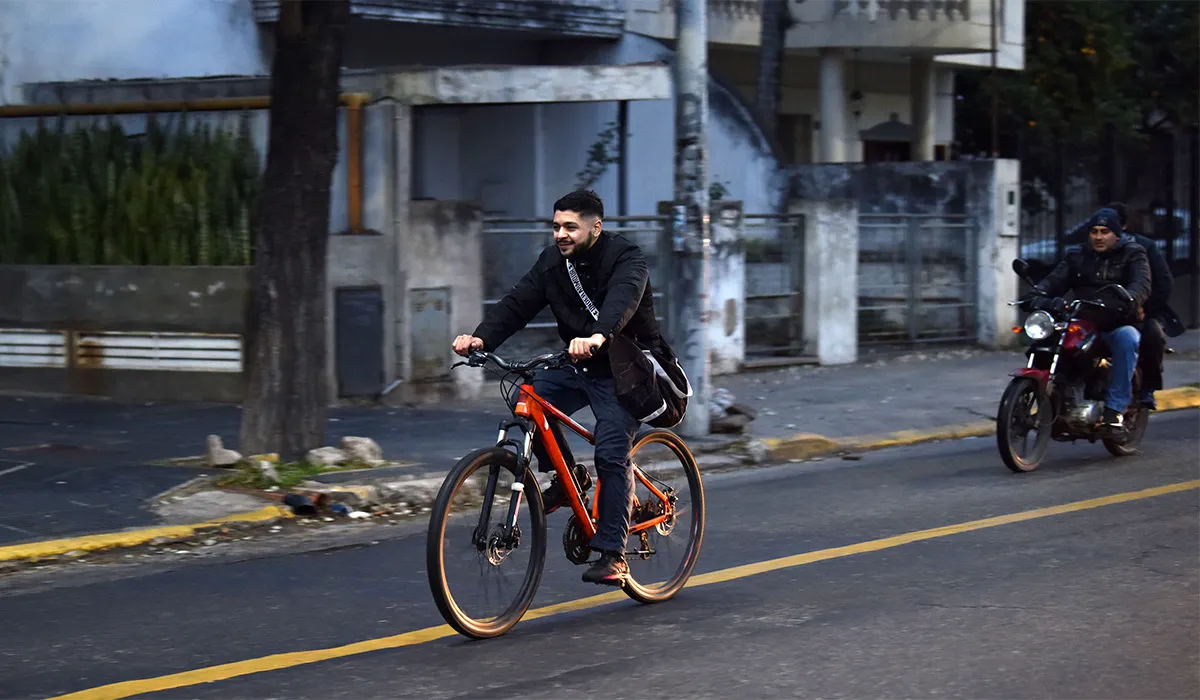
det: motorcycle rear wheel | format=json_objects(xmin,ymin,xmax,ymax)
[
  {"xmin": 1103, "ymin": 407, "xmax": 1149, "ymax": 457},
  {"xmin": 997, "ymin": 378, "xmax": 1052, "ymax": 473}
]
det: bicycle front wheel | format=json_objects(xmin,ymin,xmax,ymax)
[
  {"xmin": 621, "ymin": 429, "xmax": 706, "ymax": 604},
  {"xmin": 426, "ymin": 447, "xmax": 547, "ymax": 639}
]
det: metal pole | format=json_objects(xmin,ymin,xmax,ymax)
[
  {"xmin": 989, "ymin": 0, "xmax": 999, "ymax": 158},
  {"xmin": 671, "ymin": 0, "xmax": 711, "ymax": 437},
  {"xmin": 618, "ymin": 100, "xmax": 629, "ymax": 217}
]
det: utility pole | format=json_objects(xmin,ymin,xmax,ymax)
[{"xmin": 671, "ymin": 0, "xmax": 710, "ymax": 437}]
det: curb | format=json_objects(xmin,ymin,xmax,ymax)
[
  {"xmin": 0, "ymin": 506, "xmax": 292, "ymax": 564},
  {"xmin": 3, "ymin": 388, "xmax": 1196, "ymax": 568},
  {"xmin": 760, "ymin": 386, "xmax": 1200, "ymax": 461}
]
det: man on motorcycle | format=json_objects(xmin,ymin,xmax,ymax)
[
  {"xmin": 1024, "ymin": 207, "xmax": 1152, "ymax": 428},
  {"xmin": 1103, "ymin": 202, "xmax": 1185, "ymax": 410},
  {"xmin": 452, "ymin": 189, "xmax": 660, "ymax": 587}
]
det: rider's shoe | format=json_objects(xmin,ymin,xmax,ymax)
[
  {"xmin": 582, "ymin": 551, "xmax": 629, "ymax": 586},
  {"xmin": 1139, "ymin": 391, "xmax": 1157, "ymax": 411},
  {"xmin": 541, "ymin": 465, "xmax": 591, "ymax": 514},
  {"xmin": 1101, "ymin": 407, "xmax": 1124, "ymax": 429}
]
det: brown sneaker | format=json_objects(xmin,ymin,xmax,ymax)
[{"xmin": 582, "ymin": 551, "xmax": 629, "ymax": 586}]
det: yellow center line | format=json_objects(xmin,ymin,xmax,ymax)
[{"xmin": 52, "ymin": 479, "xmax": 1200, "ymax": 700}]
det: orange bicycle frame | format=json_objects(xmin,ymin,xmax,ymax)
[{"xmin": 511, "ymin": 382, "xmax": 671, "ymax": 541}]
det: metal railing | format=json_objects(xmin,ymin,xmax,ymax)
[
  {"xmin": 743, "ymin": 213, "xmax": 807, "ymax": 358},
  {"xmin": 858, "ymin": 213, "xmax": 976, "ymax": 345}
]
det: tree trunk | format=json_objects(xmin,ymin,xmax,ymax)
[
  {"xmin": 240, "ymin": 0, "xmax": 350, "ymax": 460},
  {"xmin": 755, "ymin": 0, "xmax": 792, "ymax": 145}
]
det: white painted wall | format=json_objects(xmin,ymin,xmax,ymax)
[
  {"xmin": 0, "ymin": 0, "xmax": 266, "ymax": 104},
  {"xmin": 937, "ymin": 0, "xmax": 1026, "ymax": 71},
  {"xmin": 407, "ymin": 32, "xmax": 785, "ymax": 218}
]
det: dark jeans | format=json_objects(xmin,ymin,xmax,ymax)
[
  {"xmin": 1138, "ymin": 317, "xmax": 1166, "ymax": 393},
  {"xmin": 510, "ymin": 367, "xmax": 639, "ymax": 555}
]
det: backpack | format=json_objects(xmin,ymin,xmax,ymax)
[{"xmin": 566, "ymin": 260, "xmax": 692, "ymax": 428}]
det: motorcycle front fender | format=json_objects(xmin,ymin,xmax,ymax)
[{"xmin": 1009, "ymin": 368, "xmax": 1051, "ymax": 392}]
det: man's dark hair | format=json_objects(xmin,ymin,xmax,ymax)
[
  {"xmin": 1105, "ymin": 201, "xmax": 1128, "ymax": 229},
  {"xmin": 553, "ymin": 189, "xmax": 604, "ymax": 220}
]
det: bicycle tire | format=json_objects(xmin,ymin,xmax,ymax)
[
  {"xmin": 426, "ymin": 447, "xmax": 547, "ymax": 639},
  {"xmin": 622, "ymin": 429, "xmax": 706, "ymax": 604}
]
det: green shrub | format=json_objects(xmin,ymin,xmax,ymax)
[{"xmin": 0, "ymin": 112, "xmax": 261, "ymax": 265}]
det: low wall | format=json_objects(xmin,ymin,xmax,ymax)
[{"xmin": 0, "ymin": 265, "xmax": 250, "ymax": 402}]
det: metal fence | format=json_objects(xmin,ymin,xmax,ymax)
[
  {"xmin": 481, "ymin": 216, "xmax": 669, "ymax": 357},
  {"xmin": 858, "ymin": 214, "xmax": 977, "ymax": 345},
  {"xmin": 743, "ymin": 213, "xmax": 807, "ymax": 360}
]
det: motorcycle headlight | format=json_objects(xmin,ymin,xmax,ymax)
[{"xmin": 1023, "ymin": 310, "xmax": 1055, "ymax": 341}]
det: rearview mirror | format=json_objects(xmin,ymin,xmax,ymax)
[{"xmin": 1011, "ymin": 258, "xmax": 1039, "ymax": 287}]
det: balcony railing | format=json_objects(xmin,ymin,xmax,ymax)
[
  {"xmin": 633, "ymin": 0, "xmax": 991, "ymax": 52},
  {"xmin": 253, "ymin": 0, "xmax": 626, "ymax": 38},
  {"xmin": 835, "ymin": 0, "xmax": 970, "ymax": 22}
]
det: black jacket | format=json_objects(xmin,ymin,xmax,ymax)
[
  {"xmin": 1035, "ymin": 234, "xmax": 1152, "ymax": 327},
  {"xmin": 1126, "ymin": 232, "xmax": 1173, "ymax": 318},
  {"xmin": 1063, "ymin": 227, "xmax": 1173, "ymax": 319},
  {"xmin": 473, "ymin": 232, "xmax": 663, "ymax": 373}
]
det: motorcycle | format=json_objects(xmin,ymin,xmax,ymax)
[{"xmin": 996, "ymin": 259, "xmax": 1150, "ymax": 473}]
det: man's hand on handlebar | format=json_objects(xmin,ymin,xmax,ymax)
[
  {"xmin": 452, "ymin": 335, "xmax": 484, "ymax": 357},
  {"xmin": 568, "ymin": 334, "xmax": 606, "ymax": 362}
]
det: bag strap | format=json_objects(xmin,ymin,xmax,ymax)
[{"xmin": 566, "ymin": 260, "xmax": 600, "ymax": 322}]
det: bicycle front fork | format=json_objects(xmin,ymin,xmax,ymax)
[{"xmin": 472, "ymin": 424, "xmax": 535, "ymax": 552}]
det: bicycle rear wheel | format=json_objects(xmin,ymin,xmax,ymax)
[
  {"xmin": 620, "ymin": 429, "xmax": 706, "ymax": 604},
  {"xmin": 426, "ymin": 447, "xmax": 546, "ymax": 639}
]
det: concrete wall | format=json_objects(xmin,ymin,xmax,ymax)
[
  {"xmin": 790, "ymin": 159, "xmax": 1019, "ymax": 347},
  {"xmin": 0, "ymin": 0, "xmax": 268, "ymax": 105},
  {"xmin": 396, "ymin": 201, "xmax": 485, "ymax": 403},
  {"xmin": 0, "ymin": 265, "xmax": 250, "ymax": 333}
]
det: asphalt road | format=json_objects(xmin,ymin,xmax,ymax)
[{"xmin": 2, "ymin": 410, "xmax": 1197, "ymax": 700}]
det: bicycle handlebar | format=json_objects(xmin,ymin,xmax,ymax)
[{"xmin": 453, "ymin": 349, "xmax": 571, "ymax": 374}]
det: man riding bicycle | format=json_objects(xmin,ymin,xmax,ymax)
[
  {"xmin": 452, "ymin": 189, "xmax": 660, "ymax": 587},
  {"xmin": 1024, "ymin": 207, "xmax": 1152, "ymax": 428}
]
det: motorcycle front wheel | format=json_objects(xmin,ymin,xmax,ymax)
[{"xmin": 997, "ymin": 378, "xmax": 1052, "ymax": 473}]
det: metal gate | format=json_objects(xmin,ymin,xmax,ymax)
[
  {"xmin": 481, "ymin": 216, "xmax": 669, "ymax": 357},
  {"xmin": 858, "ymin": 214, "xmax": 977, "ymax": 345},
  {"xmin": 743, "ymin": 213, "xmax": 808, "ymax": 361}
]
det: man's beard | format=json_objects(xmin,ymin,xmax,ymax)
[{"xmin": 559, "ymin": 231, "xmax": 598, "ymax": 257}]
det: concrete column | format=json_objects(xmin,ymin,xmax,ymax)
[
  {"xmin": 910, "ymin": 56, "xmax": 936, "ymax": 161},
  {"xmin": 976, "ymin": 159, "xmax": 1022, "ymax": 348},
  {"xmin": 818, "ymin": 49, "xmax": 848, "ymax": 163},
  {"xmin": 532, "ymin": 104, "xmax": 547, "ymax": 214},
  {"xmin": 795, "ymin": 199, "xmax": 858, "ymax": 365},
  {"xmin": 708, "ymin": 201, "xmax": 745, "ymax": 375}
]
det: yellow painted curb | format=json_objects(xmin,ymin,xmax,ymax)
[
  {"xmin": 1157, "ymin": 385, "xmax": 1200, "ymax": 411},
  {"xmin": 0, "ymin": 506, "xmax": 293, "ymax": 564},
  {"xmin": 765, "ymin": 386, "xmax": 1200, "ymax": 461}
]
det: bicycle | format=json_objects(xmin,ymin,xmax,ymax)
[{"xmin": 425, "ymin": 349, "xmax": 706, "ymax": 639}]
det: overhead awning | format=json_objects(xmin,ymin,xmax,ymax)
[{"xmin": 389, "ymin": 62, "xmax": 671, "ymax": 105}]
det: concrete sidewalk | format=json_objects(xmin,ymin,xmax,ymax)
[{"xmin": 0, "ymin": 333, "xmax": 1197, "ymax": 554}]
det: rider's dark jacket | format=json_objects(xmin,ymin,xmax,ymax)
[
  {"xmin": 1034, "ymin": 208, "xmax": 1152, "ymax": 330},
  {"xmin": 473, "ymin": 232, "xmax": 663, "ymax": 375}
]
